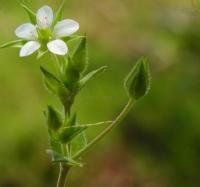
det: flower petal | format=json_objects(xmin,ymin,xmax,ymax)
[
  {"xmin": 15, "ymin": 23, "xmax": 38, "ymax": 40},
  {"xmin": 47, "ymin": 39, "xmax": 68, "ymax": 55},
  {"xmin": 20, "ymin": 41, "xmax": 41, "ymax": 57},
  {"xmin": 37, "ymin": 5, "xmax": 53, "ymax": 29},
  {"xmin": 54, "ymin": 19, "xmax": 79, "ymax": 38}
]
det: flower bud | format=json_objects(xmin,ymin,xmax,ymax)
[{"xmin": 124, "ymin": 57, "xmax": 151, "ymax": 100}]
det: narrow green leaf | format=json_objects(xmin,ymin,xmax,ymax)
[
  {"xmin": 40, "ymin": 67, "xmax": 71, "ymax": 109},
  {"xmin": 20, "ymin": 3, "xmax": 36, "ymax": 24},
  {"xmin": 82, "ymin": 132, "xmax": 87, "ymax": 146},
  {"xmin": 40, "ymin": 66, "xmax": 60, "ymax": 83},
  {"xmin": 72, "ymin": 35, "xmax": 88, "ymax": 73},
  {"xmin": 0, "ymin": 40, "xmax": 26, "ymax": 49},
  {"xmin": 53, "ymin": 0, "xmax": 67, "ymax": 26},
  {"xmin": 58, "ymin": 125, "xmax": 87, "ymax": 144},
  {"xmin": 79, "ymin": 66, "xmax": 107, "ymax": 89},
  {"xmin": 40, "ymin": 66, "xmax": 60, "ymax": 94},
  {"xmin": 124, "ymin": 57, "xmax": 151, "ymax": 100},
  {"xmin": 58, "ymin": 121, "xmax": 112, "ymax": 144},
  {"xmin": 46, "ymin": 113, "xmax": 83, "ymax": 166},
  {"xmin": 46, "ymin": 105, "xmax": 63, "ymax": 131},
  {"xmin": 40, "ymin": 66, "xmax": 68, "ymax": 95},
  {"xmin": 64, "ymin": 121, "xmax": 113, "ymax": 129},
  {"xmin": 70, "ymin": 121, "xmax": 112, "ymax": 156}
]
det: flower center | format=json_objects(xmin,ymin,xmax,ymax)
[{"xmin": 38, "ymin": 28, "xmax": 52, "ymax": 45}]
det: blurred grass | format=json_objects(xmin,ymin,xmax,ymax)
[{"xmin": 0, "ymin": 0, "xmax": 200, "ymax": 187}]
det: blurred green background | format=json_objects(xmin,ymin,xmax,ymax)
[{"xmin": 0, "ymin": 0, "xmax": 200, "ymax": 186}]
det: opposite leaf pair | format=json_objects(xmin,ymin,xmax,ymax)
[{"xmin": 40, "ymin": 36, "xmax": 107, "ymax": 113}]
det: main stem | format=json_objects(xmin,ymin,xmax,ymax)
[
  {"xmin": 56, "ymin": 118, "xmax": 71, "ymax": 187},
  {"xmin": 57, "ymin": 83, "xmax": 72, "ymax": 187},
  {"xmin": 57, "ymin": 163, "xmax": 70, "ymax": 187}
]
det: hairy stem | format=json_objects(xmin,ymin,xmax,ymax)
[
  {"xmin": 72, "ymin": 99, "xmax": 134, "ymax": 159},
  {"xmin": 57, "ymin": 163, "xmax": 70, "ymax": 187}
]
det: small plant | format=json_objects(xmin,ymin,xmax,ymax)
[{"xmin": 1, "ymin": 1, "xmax": 151, "ymax": 187}]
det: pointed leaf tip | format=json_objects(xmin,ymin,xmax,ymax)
[
  {"xmin": 20, "ymin": 3, "xmax": 36, "ymax": 24},
  {"xmin": 40, "ymin": 66, "xmax": 63, "ymax": 95},
  {"xmin": 0, "ymin": 40, "xmax": 26, "ymax": 49},
  {"xmin": 79, "ymin": 66, "xmax": 108, "ymax": 89},
  {"xmin": 58, "ymin": 126, "xmax": 87, "ymax": 144},
  {"xmin": 53, "ymin": 0, "xmax": 67, "ymax": 26},
  {"xmin": 46, "ymin": 105, "xmax": 63, "ymax": 131},
  {"xmin": 124, "ymin": 57, "xmax": 151, "ymax": 100}
]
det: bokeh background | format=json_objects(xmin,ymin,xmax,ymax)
[{"xmin": 0, "ymin": 0, "xmax": 200, "ymax": 186}]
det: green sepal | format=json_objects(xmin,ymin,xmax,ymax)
[
  {"xmin": 79, "ymin": 66, "xmax": 107, "ymax": 89},
  {"xmin": 0, "ymin": 40, "xmax": 26, "ymax": 49},
  {"xmin": 20, "ymin": 3, "xmax": 36, "ymax": 24},
  {"xmin": 71, "ymin": 35, "xmax": 88, "ymax": 73},
  {"xmin": 46, "ymin": 105, "xmax": 63, "ymax": 131},
  {"xmin": 124, "ymin": 57, "xmax": 151, "ymax": 100},
  {"xmin": 52, "ymin": 0, "xmax": 66, "ymax": 27}
]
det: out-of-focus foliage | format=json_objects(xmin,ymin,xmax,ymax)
[{"xmin": 0, "ymin": 0, "xmax": 200, "ymax": 187}]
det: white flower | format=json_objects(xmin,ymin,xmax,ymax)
[{"xmin": 15, "ymin": 5, "xmax": 79, "ymax": 57}]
